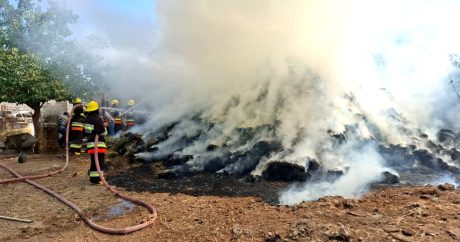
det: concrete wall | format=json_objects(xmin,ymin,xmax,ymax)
[{"xmin": 41, "ymin": 101, "xmax": 72, "ymax": 124}]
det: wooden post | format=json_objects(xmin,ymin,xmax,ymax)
[{"xmin": 0, "ymin": 215, "xmax": 33, "ymax": 223}]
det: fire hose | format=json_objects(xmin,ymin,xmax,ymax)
[{"xmin": 0, "ymin": 105, "xmax": 157, "ymax": 234}]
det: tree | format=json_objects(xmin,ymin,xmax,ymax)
[
  {"xmin": 0, "ymin": 48, "xmax": 69, "ymax": 146},
  {"xmin": 0, "ymin": 0, "xmax": 106, "ymax": 150},
  {"xmin": 0, "ymin": 0, "xmax": 77, "ymax": 55},
  {"xmin": 0, "ymin": 0, "xmax": 106, "ymax": 99}
]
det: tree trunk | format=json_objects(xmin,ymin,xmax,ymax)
[{"xmin": 29, "ymin": 104, "xmax": 42, "ymax": 153}]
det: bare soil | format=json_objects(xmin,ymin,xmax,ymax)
[{"xmin": 1, "ymin": 154, "xmax": 460, "ymax": 241}]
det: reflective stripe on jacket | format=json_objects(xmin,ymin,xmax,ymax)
[
  {"xmin": 126, "ymin": 119, "xmax": 135, "ymax": 126},
  {"xmin": 86, "ymin": 142, "xmax": 107, "ymax": 149},
  {"xmin": 71, "ymin": 122, "xmax": 84, "ymax": 132},
  {"xmin": 87, "ymin": 142, "xmax": 107, "ymax": 154},
  {"xmin": 84, "ymin": 124, "xmax": 94, "ymax": 134},
  {"xmin": 114, "ymin": 117, "xmax": 122, "ymax": 125},
  {"xmin": 89, "ymin": 171, "xmax": 103, "ymax": 177},
  {"xmin": 69, "ymin": 143, "xmax": 82, "ymax": 148}
]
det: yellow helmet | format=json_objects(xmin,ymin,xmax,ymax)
[
  {"xmin": 73, "ymin": 97, "xmax": 82, "ymax": 104},
  {"xmin": 111, "ymin": 99, "xmax": 119, "ymax": 105},
  {"xmin": 127, "ymin": 99, "xmax": 135, "ymax": 106},
  {"xmin": 86, "ymin": 101, "xmax": 99, "ymax": 112}
]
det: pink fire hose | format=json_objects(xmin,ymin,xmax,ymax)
[
  {"xmin": 0, "ymin": 105, "xmax": 157, "ymax": 234},
  {"xmin": 0, "ymin": 103, "xmax": 77, "ymax": 184}
]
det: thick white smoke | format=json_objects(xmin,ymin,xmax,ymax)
[
  {"xmin": 279, "ymin": 144, "xmax": 388, "ymax": 205},
  {"xmin": 58, "ymin": 0, "xmax": 460, "ymax": 204}
]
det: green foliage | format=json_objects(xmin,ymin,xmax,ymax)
[
  {"xmin": 0, "ymin": 0, "xmax": 106, "ymax": 147},
  {"xmin": 0, "ymin": 0, "xmax": 77, "ymax": 54},
  {"xmin": 0, "ymin": 48, "xmax": 69, "ymax": 106},
  {"xmin": 0, "ymin": 0, "xmax": 105, "ymax": 101}
]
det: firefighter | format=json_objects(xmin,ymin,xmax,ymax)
[
  {"xmin": 124, "ymin": 99, "xmax": 136, "ymax": 130},
  {"xmin": 84, "ymin": 101, "xmax": 108, "ymax": 184},
  {"xmin": 56, "ymin": 112, "xmax": 69, "ymax": 147},
  {"xmin": 110, "ymin": 99, "xmax": 123, "ymax": 136},
  {"xmin": 69, "ymin": 98, "xmax": 84, "ymax": 155}
]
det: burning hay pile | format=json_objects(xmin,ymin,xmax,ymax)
[
  {"xmin": 105, "ymin": 1, "xmax": 460, "ymax": 204},
  {"xmin": 114, "ymin": 109, "xmax": 460, "ymax": 196}
]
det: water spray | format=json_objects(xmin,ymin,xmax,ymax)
[{"xmin": 118, "ymin": 96, "xmax": 154, "ymax": 117}]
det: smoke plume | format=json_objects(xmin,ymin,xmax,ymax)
[{"xmin": 58, "ymin": 0, "xmax": 460, "ymax": 204}]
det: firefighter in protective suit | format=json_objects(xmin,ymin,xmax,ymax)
[
  {"xmin": 110, "ymin": 99, "xmax": 123, "ymax": 135},
  {"xmin": 84, "ymin": 101, "xmax": 108, "ymax": 184},
  {"xmin": 69, "ymin": 98, "xmax": 84, "ymax": 155},
  {"xmin": 124, "ymin": 99, "xmax": 136, "ymax": 130}
]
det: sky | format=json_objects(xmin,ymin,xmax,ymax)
[
  {"xmin": 51, "ymin": 0, "xmax": 157, "ymax": 40},
  {"xmin": 81, "ymin": 1, "xmax": 155, "ymax": 32}
]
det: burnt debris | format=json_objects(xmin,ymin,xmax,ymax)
[
  {"xmin": 262, "ymin": 162, "xmax": 310, "ymax": 182},
  {"xmin": 112, "ymin": 120, "xmax": 460, "ymax": 186}
]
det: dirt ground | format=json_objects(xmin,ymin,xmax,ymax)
[{"xmin": 1, "ymin": 154, "xmax": 460, "ymax": 242}]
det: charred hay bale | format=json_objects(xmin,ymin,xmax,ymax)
[
  {"xmin": 447, "ymin": 165, "xmax": 460, "ymax": 174},
  {"xmin": 245, "ymin": 174, "xmax": 262, "ymax": 183},
  {"xmin": 163, "ymin": 154, "xmax": 193, "ymax": 167},
  {"xmin": 203, "ymin": 149, "xmax": 245, "ymax": 173},
  {"xmin": 378, "ymin": 144, "xmax": 415, "ymax": 169},
  {"xmin": 206, "ymin": 144, "xmax": 218, "ymax": 151},
  {"xmin": 307, "ymin": 158, "xmax": 320, "ymax": 172},
  {"xmin": 113, "ymin": 132, "xmax": 145, "ymax": 155},
  {"xmin": 455, "ymin": 135, "xmax": 460, "ymax": 147},
  {"xmin": 437, "ymin": 129, "xmax": 455, "ymax": 144},
  {"xmin": 153, "ymin": 123, "xmax": 177, "ymax": 143},
  {"xmin": 147, "ymin": 146, "xmax": 159, "ymax": 153},
  {"xmin": 172, "ymin": 133, "xmax": 202, "ymax": 150},
  {"xmin": 262, "ymin": 162, "xmax": 310, "ymax": 182},
  {"xmin": 425, "ymin": 140, "xmax": 443, "ymax": 154},
  {"xmin": 222, "ymin": 141, "xmax": 282, "ymax": 176},
  {"xmin": 327, "ymin": 129, "xmax": 347, "ymax": 146},
  {"xmin": 450, "ymin": 148, "xmax": 460, "ymax": 163},
  {"xmin": 438, "ymin": 183, "xmax": 455, "ymax": 191},
  {"xmin": 332, "ymin": 133, "xmax": 347, "ymax": 145},
  {"xmin": 157, "ymin": 170, "xmax": 181, "ymax": 179},
  {"xmin": 125, "ymin": 141, "xmax": 146, "ymax": 157},
  {"xmin": 413, "ymin": 149, "xmax": 449, "ymax": 171},
  {"xmin": 236, "ymin": 125, "xmax": 275, "ymax": 144},
  {"xmin": 441, "ymin": 148, "xmax": 460, "ymax": 173},
  {"xmin": 204, "ymin": 156, "xmax": 231, "ymax": 172},
  {"xmin": 419, "ymin": 133, "xmax": 429, "ymax": 139},
  {"xmin": 326, "ymin": 169, "xmax": 344, "ymax": 180},
  {"xmin": 113, "ymin": 132, "xmax": 134, "ymax": 155},
  {"xmin": 379, "ymin": 171, "xmax": 400, "ymax": 184}
]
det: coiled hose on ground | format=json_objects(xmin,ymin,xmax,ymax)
[{"xmin": 0, "ymin": 105, "xmax": 157, "ymax": 234}]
